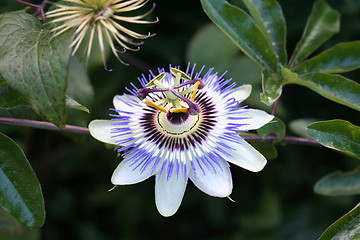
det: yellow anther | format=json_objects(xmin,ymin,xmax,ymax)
[
  {"xmin": 170, "ymin": 68, "xmax": 191, "ymax": 80},
  {"xmin": 146, "ymin": 72, "xmax": 166, "ymax": 87},
  {"xmin": 144, "ymin": 100, "xmax": 167, "ymax": 113},
  {"xmin": 170, "ymin": 107, "xmax": 189, "ymax": 113},
  {"xmin": 190, "ymin": 81, "xmax": 201, "ymax": 101}
]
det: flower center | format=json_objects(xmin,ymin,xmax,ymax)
[
  {"xmin": 136, "ymin": 68, "xmax": 204, "ymax": 116},
  {"xmin": 92, "ymin": 0, "xmax": 113, "ymax": 19}
]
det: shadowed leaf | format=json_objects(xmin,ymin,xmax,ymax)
[
  {"xmin": 307, "ymin": 120, "xmax": 360, "ymax": 158},
  {"xmin": 0, "ymin": 12, "xmax": 71, "ymax": 127},
  {"xmin": 0, "ymin": 132, "xmax": 45, "ymax": 228}
]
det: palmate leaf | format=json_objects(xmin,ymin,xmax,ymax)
[
  {"xmin": 242, "ymin": 0, "xmax": 287, "ymax": 64},
  {"xmin": 318, "ymin": 203, "xmax": 360, "ymax": 240},
  {"xmin": 200, "ymin": 0, "xmax": 285, "ymax": 105},
  {"xmin": 314, "ymin": 169, "xmax": 360, "ymax": 196},
  {"xmin": 292, "ymin": 73, "xmax": 360, "ymax": 112},
  {"xmin": 0, "ymin": 12, "xmax": 71, "ymax": 128},
  {"xmin": 0, "ymin": 133, "xmax": 45, "ymax": 228},
  {"xmin": 200, "ymin": 0, "xmax": 279, "ymax": 73},
  {"xmin": 307, "ymin": 120, "xmax": 360, "ymax": 158},
  {"xmin": 294, "ymin": 41, "xmax": 360, "ymax": 74},
  {"xmin": 289, "ymin": 0, "xmax": 340, "ymax": 67}
]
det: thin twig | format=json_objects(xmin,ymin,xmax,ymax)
[
  {"xmin": 12, "ymin": 0, "xmax": 50, "ymax": 21},
  {"xmin": 0, "ymin": 117, "xmax": 322, "ymax": 146},
  {"xmin": 12, "ymin": 0, "xmax": 38, "ymax": 8},
  {"xmin": 243, "ymin": 135, "xmax": 321, "ymax": 147},
  {"xmin": 271, "ymin": 97, "xmax": 280, "ymax": 115},
  {"xmin": 0, "ymin": 117, "xmax": 89, "ymax": 135}
]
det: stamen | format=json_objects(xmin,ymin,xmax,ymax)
[
  {"xmin": 174, "ymin": 72, "xmax": 181, "ymax": 87},
  {"xmin": 171, "ymin": 90, "xmax": 200, "ymax": 115},
  {"xmin": 139, "ymin": 69, "xmax": 204, "ymax": 115},
  {"xmin": 144, "ymin": 100, "xmax": 167, "ymax": 113},
  {"xmin": 170, "ymin": 68, "xmax": 191, "ymax": 81},
  {"xmin": 146, "ymin": 72, "xmax": 166, "ymax": 87},
  {"xmin": 170, "ymin": 108, "xmax": 189, "ymax": 113},
  {"xmin": 190, "ymin": 80, "xmax": 201, "ymax": 101}
]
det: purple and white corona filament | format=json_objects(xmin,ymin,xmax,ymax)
[{"xmin": 89, "ymin": 64, "xmax": 274, "ymax": 217}]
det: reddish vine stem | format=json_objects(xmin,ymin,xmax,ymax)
[
  {"xmin": 12, "ymin": 0, "xmax": 50, "ymax": 21},
  {"xmin": 0, "ymin": 117, "xmax": 322, "ymax": 147},
  {"xmin": 243, "ymin": 135, "xmax": 321, "ymax": 147},
  {"xmin": 271, "ymin": 97, "xmax": 280, "ymax": 115},
  {"xmin": 0, "ymin": 117, "xmax": 90, "ymax": 135}
]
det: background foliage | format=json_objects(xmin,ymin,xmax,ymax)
[{"xmin": 0, "ymin": 0, "xmax": 359, "ymax": 239}]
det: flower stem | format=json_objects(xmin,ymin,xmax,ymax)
[{"xmin": 0, "ymin": 117, "xmax": 321, "ymax": 146}]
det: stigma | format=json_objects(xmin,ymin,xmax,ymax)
[{"xmin": 136, "ymin": 68, "xmax": 204, "ymax": 115}]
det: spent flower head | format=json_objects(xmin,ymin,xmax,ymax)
[
  {"xmin": 46, "ymin": 0, "xmax": 158, "ymax": 69},
  {"xmin": 89, "ymin": 64, "xmax": 274, "ymax": 216}
]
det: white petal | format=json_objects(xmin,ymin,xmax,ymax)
[
  {"xmin": 113, "ymin": 94, "xmax": 138, "ymax": 110},
  {"xmin": 189, "ymin": 158, "xmax": 232, "ymax": 197},
  {"xmin": 232, "ymin": 109, "xmax": 274, "ymax": 130},
  {"xmin": 223, "ymin": 138, "xmax": 267, "ymax": 172},
  {"xmin": 88, "ymin": 120, "xmax": 117, "ymax": 145},
  {"xmin": 111, "ymin": 159, "xmax": 154, "ymax": 185},
  {"xmin": 226, "ymin": 84, "xmax": 252, "ymax": 102},
  {"xmin": 155, "ymin": 169, "xmax": 188, "ymax": 217}
]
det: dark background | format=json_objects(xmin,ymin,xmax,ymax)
[{"xmin": 1, "ymin": 0, "xmax": 360, "ymax": 239}]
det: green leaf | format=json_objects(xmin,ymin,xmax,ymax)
[
  {"xmin": 260, "ymin": 66, "xmax": 299, "ymax": 105},
  {"xmin": 307, "ymin": 120, "xmax": 360, "ymax": 158},
  {"xmin": 257, "ymin": 117, "xmax": 286, "ymax": 141},
  {"xmin": 260, "ymin": 69, "xmax": 284, "ymax": 105},
  {"xmin": 66, "ymin": 96, "xmax": 89, "ymax": 113},
  {"xmin": 0, "ymin": 132, "xmax": 45, "ymax": 228},
  {"xmin": 289, "ymin": 0, "xmax": 340, "ymax": 67},
  {"xmin": 242, "ymin": 0, "xmax": 287, "ymax": 64},
  {"xmin": 250, "ymin": 142, "xmax": 278, "ymax": 160},
  {"xmin": 292, "ymin": 73, "xmax": 360, "ymax": 111},
  {"xmin": 294, "ymin": 41, "xmax": 360, "ymax": 74},
  {"xmin": 0, "ymin": 85, "xmax": 27, "ymax": 109},
  {"xmin": 200, "ymin": 0, "xmax": 279, "ymax": 73},
  {"xmin": 314, "ymin": 169, "xmax": 360, "ymax": 196},
  {"xmin": 0, "ymin": 12, "xmax": 71, "ymax": 128},
  {"xmin": 318, "ymin": 203, "xmax": 360, "ymax": 240}
]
